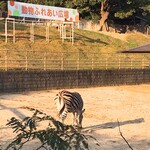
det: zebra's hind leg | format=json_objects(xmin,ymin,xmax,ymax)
[
  {"xmin": 57, "ymin": 114, "xmax": 63, "ymax": 123},
  {"xmin": 61, "ymin": 111, "xmax": 67, "ymax": 124}
]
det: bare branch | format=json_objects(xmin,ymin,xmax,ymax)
[{"xmin": 117, "ymin": 119, "xmax": 133, "ymax": 150}]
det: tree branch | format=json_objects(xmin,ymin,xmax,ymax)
[{"xmin": 117, "ymin": 119, "xmax": 133, "ymax": 150}]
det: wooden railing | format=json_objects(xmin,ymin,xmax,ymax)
[{"xmin": 0, "ymin": 49, "xmax": 150, "ymax": 71}]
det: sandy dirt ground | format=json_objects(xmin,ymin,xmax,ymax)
[{"xmin": 0, "ymin": 84, "xmax": 150, "ymax": 150}]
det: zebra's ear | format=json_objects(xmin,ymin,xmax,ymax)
[{"xmin": 82, "ymin": 109, "xmax": 85, "ymax": 113}]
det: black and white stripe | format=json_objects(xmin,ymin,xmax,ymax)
[{"xmin": 54, "ymin": 90, "xmax": 85, "ymax": 128}]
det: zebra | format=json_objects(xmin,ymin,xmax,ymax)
[{"xmin": 54, "ymin": 90, "xmax": 85, "ymax": 128}]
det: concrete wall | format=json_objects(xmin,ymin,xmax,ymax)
[{"xmin": 0, "ymin": 69, "xmax": 150, "ymax": 92}]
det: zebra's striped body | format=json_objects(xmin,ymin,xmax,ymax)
[{"xmin": 54, "ymin": 90, "xmax": 85, "ymax": 128}]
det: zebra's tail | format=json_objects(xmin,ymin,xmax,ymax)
[
  {"xmin": 54, "ymin": 93, "xmax": 64, "ymax": 110},
  {"xmin": 58, "ymin": 104, "xmax": 65, "ymax": 117}
]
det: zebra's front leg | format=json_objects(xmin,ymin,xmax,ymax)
[{"xmin": 72, "ymin": 112, "xmax": 78, "ymax": 126}]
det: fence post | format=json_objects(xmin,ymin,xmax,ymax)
[
  {"xmin": 146, "ymin": 26, "xmax": 150, "ymax": 35},
  {"xmin": 105, "ymin": 54, "xmax": 108, "ymax": 70},
  {"xmin": 61, "ymin": 51, "xmax": 64, "ymax": 70},
  {"xmin": 13, "ymin": 19, "xmax": 15, "ymax": 43},
  {"xmin": 5, "ymin": 50, "xmax": 8, "ymax": 71},
  {"xmin": 142, "ymin": 55, "xmax": 144, "ymax": 69},
  {"xmin": 44, "ymin": 51, "xmax": 46, "ymax": 70},
  {"xmin": 30, "ymin": 22, "xmax": 34, "ymax": 43},
  {"xmin": 130, "ymin": 58, "xmax": 133, "ymax": 69},
  {"xmin": 118, "ymin": 54, "xmax": 120, "ymax": 69},
  {"xmin": 92, "ymin": 53, "xmax": 94, "ymax": 70},
  {"xmin": 60, "ymin": 23, "xmax": 62, "ymax": 38},
  {"xmin": 5, "ymin": 18, "xmax": 7, "ymax": 43},
  {"xmin": 71, "ymin": 23, "xmax": 74, "ymax": 45},
  {"xmin": 77, "ymin": 50, "xmax": 80, "ymax": 70},
  {"xmin": 46, "ymin": 22, "xmax": 50, "ymax": 42},
  {"xmin": 25, "ymin": 50, "xmax": 28, "ymax": 71}
]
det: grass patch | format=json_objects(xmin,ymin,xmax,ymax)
[{"xmin": 0, "ymin": 20, "xmax": 150, "ymax": 70}]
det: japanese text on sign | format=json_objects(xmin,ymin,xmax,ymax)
[{"xmin": 8, "ymin": 1, "xmax": 79, "ymax": 22}]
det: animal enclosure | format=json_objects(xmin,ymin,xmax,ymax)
[{"xmin": 0, "ymin": 85, "xmax": 150, "ymax": 149}]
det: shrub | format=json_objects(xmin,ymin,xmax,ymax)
[{"xmin": 5, "ymin": 107, "xmax": 89, "ymax": 150}]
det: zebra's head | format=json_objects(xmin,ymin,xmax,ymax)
[{"xmin": 78, "ymin": 108, "xmax": 85, "ymax": 128}]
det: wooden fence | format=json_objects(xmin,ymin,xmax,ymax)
[{"xmin": 0, "ymin": 49, "xmax": 150, "ymax": 71}]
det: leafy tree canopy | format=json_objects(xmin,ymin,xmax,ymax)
[
  {"xmin": 1, "ymin": 0, "xmax": 150, "ymax": 21},
  {"xmin": 0, "ymin": 1, "xmax": 7, "ymax": 11}
]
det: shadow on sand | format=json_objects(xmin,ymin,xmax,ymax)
[
  {"xmin": 83, "ymin": 118, "xmax": 144, "ymax": 131},
  {"xmin": 0, "ymin": 104, "xmax": 26, "ymax": 120}
]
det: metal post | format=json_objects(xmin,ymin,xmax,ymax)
[
  {"xmin": 25, "ymin": 51, "xmax": 28, "ymax": 71},
  {"xmin": 46, "ymin": 26, "xmax": 48, "ymax": 41},
  {"xmin": 130, "ymin": 58, "xmax": 133, "ymax": 69},
  {"xmin": 92, "ymin": 53, "xmax": 94, "ymax": 70},
  {"xmin": 61, "ymin": 52, "xmax": 64, "ymax": 70},
  {"xmin": 72, "ymin": 23, "xmax": 74, "ymax": 45},
  {"xmin": 5, "ymin": 18, "xmax": 7, "ymax": 43},
  {"xmin": 77, "ymin": 50, "xmax": 80, "ymax": 70},
  {"xmin": 142, "ymin": 55, "xmax": 144, "ymax": 69},
  {"xmin": 70, "ymin": 24, "xmax": 71, "ymax": 42},
  {"xmin": 78, "ymin": 21, "xmax": 80, "ymax": 29},
  {"xmin": 61, "ymin": 23, "xmax": 63, "ymax": 42},
  {"xmin": 13, "ymin": 19, "xmax": 15, "ymax": 43},
  {"xmin": 62, "ymin": 23, "xmax": 66, "ymax": 42},
  {"xmin": 60, "ymin": 23, "xmax": 62, "ymax": 38},
  {"xmin": 105, "ymin": 54, "xmax": 108, "ymax": 70},
  {"xmin": 118, "ymin": 54, "xmax": 120, "ymax": 69},
  {"xmin": 46, "ymin": 22, "xmax": 50, "ymax": 42},
  {"xmin": 30, "ymin": 22, "xmax": 34, "ymax": 43},
  {"xmin": 5, "ymin": 50, "xmax": 8, "ymax": 71},
  {"xmin": 44, "ymin": 51, "xmax": 46, "ymax": 70},
  {"xmin": 30, "ymin": 23, "xmax": 32, "ymax": 42}
]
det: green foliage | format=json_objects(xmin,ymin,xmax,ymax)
[
  {"xmin": 72, "ymin": 0, "xmax": 101, "ymax": 20},
  {"xmin": 1, "ymin": 0, "xmax": 150, "ymax": 21},
  {"xmin": 0, "ymin": 1, "xmax": 7, "ymax": 11},
  {"xmin": 6, "ymin": 107, "xmax": 89, "ymax": 150},
  {"xmin": 115, "ymin": 9, "xmax": 136, "ymax": 19},
  {"xmin": 110, "ymin": 0, "xmax": 150, "ymax": 19}
]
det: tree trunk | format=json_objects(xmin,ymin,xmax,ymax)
[{"xmin": 99, "ymin": 1, "xmax": 110, "ymax": 31}]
